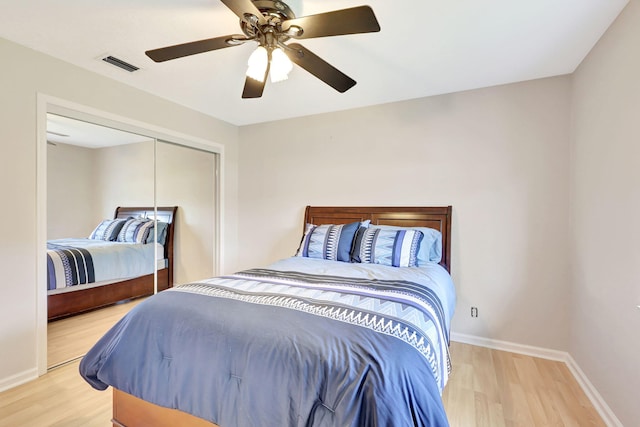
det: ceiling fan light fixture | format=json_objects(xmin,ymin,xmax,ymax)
[
  {"xmin": 146, "ymin": 1, "xmax": 381, "ymax": 98},
  {"xmin": 246, "ymin": 45, "xmax": 268, "ymax": 82},
  {"xmin": 269, "ymin": 47, "xmax": 293, "ymax": 83}
]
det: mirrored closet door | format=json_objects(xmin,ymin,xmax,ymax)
[
  {"xmin": 46, "ymin": 114, "xmax": 156, "ymax": 369},
  {"xmin": 156, "ymin": 140, "xmax": 217, "ymax": 284},
  {"xmin": 45, "ymin": 115, "xmax": 219, "ymax": 371}
]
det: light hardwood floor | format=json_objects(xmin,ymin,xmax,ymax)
[
  {"xmin": 47, "ymin": 299, "xmax": 145, "ymax": 369},
  {"xmin": 441, "ymin": 342, "xmax": 606, "ymax": 426},
  {"xmin": 1, "ymin": 302, "xmax": 606, "ymax": 427},
  {"xmin": 0, "ymin": 299, "xmax": 142, "ymax": 427}
]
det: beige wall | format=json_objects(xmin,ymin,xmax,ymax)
[
  {"xmin": 238, "ymin": 76, "xmax": 572, "ymax": 351},
  {"xmin": 47, "ymin": 142, "xmax": 98, "ymax": 239},
  {"xmin": 570, "ymin": 0, "xmax": 640, "ymax": 425},
  {"xmin": 0, "ymin": 37, "xmax": 238, "ymax": 390},
  {"xmin": 94, "ymin": 141, "xmax": 155, "ymax": 217}
]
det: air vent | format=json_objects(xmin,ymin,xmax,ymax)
[{"xmin": 102, "ymin": 55, "xmax": 139, "ymax": 72}]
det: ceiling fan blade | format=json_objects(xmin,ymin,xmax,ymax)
[
  {"xmin": 285, "ymin": 43, "xmax": 356, "ymax": 93},
  {"xmin": 242, "ymin": 63, "xmax": 269, "ymax": 98},
  {"xmin": 282, "ymin": 6, "xmax": 380, "ymax": 39},
  {"xmin": 221, "ymin": 0, "xmax": 267, "ymax": 26},
  {"xmin": 146, "ymin": 35, "xmax": 241, "ymax": 62},
  {"xmin": 242, "ymin": 77, "xmax": 266, "ymax": 98}
]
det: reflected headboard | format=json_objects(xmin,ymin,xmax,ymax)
[
  {"xmin": 304, "ymin": 206, "xmax": 452, "ymax": 273},
  {"xmin": 115, "ymin": 206, "xmax": 177, "ymax": 225}
]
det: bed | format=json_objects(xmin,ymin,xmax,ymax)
[
  {"xmin": 47, "ymin": 206, "xmax": 177, "ymax": 321},
  {"xmin": 80, "ymin": 205, "xmax": 454, "ymax": 427}
]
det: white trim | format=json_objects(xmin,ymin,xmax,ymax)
[
  {"xmin": 564, "ymin": 354, "xmax": 624, "ymax": 427},
  {"xmin": 44, "ymin": 96, "xmax": 225, "ymax": 155},
  {"xmin": 36, "ymin": 93, "xmax": 225, "ymax": 378},
  {"xmin": 214, "ymin": 151, "xmax": 224, "ymax": 275},
  {"xmin": 451, "ymin": 332, "xmax": 623, "ymax": 427},
  {"xmin": 0, "ymin": 368, "xmax": 38, "ymax": 393},
  {"xmin": 36, "ymin": 96, "xmax": 48, "ymax": 376},
  {"xmin": 153, "ymin": 139, "xmax": 158, "ymax": 295},
  {"xmin": 451, "ymin": 331, "xmax": 567, "ymax": 361}
]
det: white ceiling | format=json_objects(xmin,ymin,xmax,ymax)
[
  {"xmin": 0, "ymin": 0, "xmax": 628, "ymax": 126},
  {"xmin": 47, "ymin": 114, "xmax": 153, "ymax": 148}
]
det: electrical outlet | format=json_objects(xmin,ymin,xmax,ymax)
[{"xmin": 471, "ymin": 306, "xmax": 478, "ymax": 318}]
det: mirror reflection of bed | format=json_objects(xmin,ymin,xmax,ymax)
[
  {"xmin": 46, "ymin": 115, "xmax": 217, "ymax": 369},
  {"xmin": 48, "ymin": 206, "xmax": 177, "ymax": 316},
  {"xmin": 46, "ymin": 207, "xmax": 177, "ymax": 367}
]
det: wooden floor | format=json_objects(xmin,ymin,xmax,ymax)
[
  {"xmin": 0, "ymin": 302, "xmax": 606, "ymax": 427},
  {"xmin": 441, "ymin": 342, "xmax": 605, "ymax": 426},
  {"xmin": 47, "ymin": 298, "xmax": 145, "ymax": 369},
  {"xmin": 0, "ymin": 299, "xmax": 143, "ymax": 427}
]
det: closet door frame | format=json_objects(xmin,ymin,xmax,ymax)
[{"xmin": 36, "ymin": 94, "xmax": 224, "ymax": 376}]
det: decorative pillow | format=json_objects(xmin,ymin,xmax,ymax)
[
  {"xmin": 370, "ymin": 225, "xmax": 442, "ymax": 265},
  {"xmin": 89, "ymin": 219, "xmax": 127, "ymax": 241},
  {"xmin": 296, "ymin": 221, "xmax": 360, "ymax": 262},
  {"xmin": 117, "ymin": 218, "xmax": 154, "ymax": 243},
  {"xmin": 351, "ymin": 227, "xmax": 423, "ymax": 267},
  {"xmin": 144, "ymin": 221, "xmax": 169, "ymax": 245}
]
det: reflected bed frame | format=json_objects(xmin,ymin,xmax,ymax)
[
  {"xmin": 110, "ymin": 205, "xmax": 452, "ymax": 427},
  {"xmin": 47, "ymin": 206, "xmax": 178, "ymax": 321}
]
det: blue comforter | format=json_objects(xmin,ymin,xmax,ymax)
[{"xmin": 80, "ymin": 260, "xmax": 453, "ymax": 427}]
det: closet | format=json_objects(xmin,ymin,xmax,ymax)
[{"xmin": 45, "ymin": 113, "xmax": 218, "ymax": 368}]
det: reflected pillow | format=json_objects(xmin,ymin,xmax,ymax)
[
  {"xmin": 89, "ymin": 219, "xmax": 127, "ymax": 241},
  {"xmin": 117, "ymin": 218, "xmax": 154, "ymax": 243},
  {"xmin": 144, "ymin": 221, "xmax": 169, "ymax": 245}
]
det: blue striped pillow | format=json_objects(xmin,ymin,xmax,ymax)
[
  {"xmin": 117, "ymin": 218, "xmax": 154, "ymax": 243},
  {"xmin": 371, "ymin": 225, "xmax": 442, "ymax": 265},
  {"xmin": 144, "ymin": 221, "xmax": 169, "ymax": 245},
  {"xmin": 352, "ymin": 227, "xmax": 423, "ymax": 267},
  {"xmin": 296, "ymin": 221, "xmax": 360, "ymax": 262},
  {"xmin": 89, "ymin": 219, "xmax": 127, "ymax": 241}
]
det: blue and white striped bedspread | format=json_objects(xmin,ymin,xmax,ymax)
[
  {"xmin": 47, "ymin": 242, "xmax": 95, "ymax": 288},
  {"xmin": 47, "ymin": 238, "xmax": 158, "ymax": 290},
  {"xmin": 190, "ymin": 268, "xmax": 451, "ymax": 391},
  {"xmin": 80, "ymin": 262, "xmax": 454, "ymax": 426}
]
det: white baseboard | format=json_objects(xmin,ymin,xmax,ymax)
[
  {"xmin": 563, "ymin": 354, "xmax": 623, "ymax": 427},
  {"xmin": 0, "ymin": 368, "xmax": 38, "ymax": 393},
  {"xmin": 450, "ymin": 332, "xmax": 623, "ymax": 427},
  {"xmin": 451, "ymin": 332, "xmax": 568, "ymax": 361}
]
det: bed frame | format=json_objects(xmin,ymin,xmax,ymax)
[
  {"xmin": 110, "ymin": 205, "xmax": 452, "ymax": 427},
  {"xmin": 47, "ymin": 206, "xmax": 178, "ymax": 321}
]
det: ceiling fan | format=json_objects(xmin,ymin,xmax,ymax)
[{"xmin": 145, "ymin": 0, "xmax": 380, "ymax": 99}]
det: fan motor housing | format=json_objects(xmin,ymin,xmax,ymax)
[{"xmin": 241, "ymin": 0, "xmax": 296, "ymax": 37}]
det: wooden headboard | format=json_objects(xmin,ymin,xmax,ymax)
[
  {"xmin": 304, "ymin": 206, "xmax": 452, "ymax": 272},
  {"xmin": 115, "ymin": 206, "xmax": 177, "ymax": 224}
]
